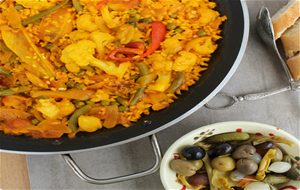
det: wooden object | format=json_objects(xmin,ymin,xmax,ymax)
[{"xmin": 0, "ymin": 152, "xmax": 31, "ymax": 190}]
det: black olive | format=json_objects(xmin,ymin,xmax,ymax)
[
  {"xmin": 254, "ymin": 141, "xmax": 274, "ymax": 150},
  {"xmin": 211, "ymin": 143, "xmax": 234, "ymax": 156},
  {"xmin": 182, "ymin": 146, "xmax": 206, "ymax": 160}
]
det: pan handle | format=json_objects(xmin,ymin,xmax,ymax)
[{"xmin": 61, "ymin": 134, "xmax": 161, "ymax": 184}]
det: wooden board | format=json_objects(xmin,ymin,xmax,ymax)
[{"xmin": 0, "ymin": 152, "xmax": 31, "ymax": 190}]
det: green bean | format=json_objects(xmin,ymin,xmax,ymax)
[
  {"xmin": 204, "ymin": 132, "xmax": 250, "ymax": 144},
  {"xmin": 130, "ymin": 88, "xmax": 145, "ymax": 105},
  {"xmin": 68, "ymin": 105, "xmax": 92, "ymax": 132},
  {"xmin": 100, "ymin": 100, "xmax": 110, "ymax": 106},
  {"xmin": 72, "ymin": 0, "xmax": 83, "ymax": 12},
  {"xmin": 15, "ymin": 5, "xmax": 24, "ymax": 11},
  {"xmin": 35, "ymin": 95, "xmax": 50, "ymax": 99},
  {"xmin": 80, "ymin": 66, "xmax": 95, "ymax": 72},
  {"xmin": 0, "ymin": 89, "xmax": 17, "ymax": 96},
  {"xmin": 22, "ymin": 0, "xmax": 70, "ymax": 26},
  {"xmin": 60, "ymin": 66, "xmax": 68, "ymax": 73},
  {"xmin": 116, "ymin": 96, "xmax": 129, "ymax": 106},
  {"xmin": 0, "ymin": 41, "xmax": 10, "ymax": 52},
  {"xmin": 0, "ymin": 67, "xmax": 11, "ymax": 75},
  {"xmin": 75, "ymin": 101, "xmax": 85, "ymax": 108},
  {"xmin": 31, "ymin": 119, "xmax": 40, "ymax": 125},
  {"xmin": 197, "ymin": 29, "xmax": 207, "ymax": 36},
  {"xmin": 134, "ymin": 62, "xmax": 150, "ymax": 76},
  {"xmin": 142, "ymin": 18, "xmax": 153, "ymax": 23},
  {"xmin": 166, "ymin": 71, "xmax": 185, "ymax": 93},
  {"xmin": 166, "ymin": 23, "xmax": 177, "ymax": 30},
  {"xmin": 169, "ymin": 13, "xmax": 178, "ymax": 18},
  {"xmin": 9, "ymin": 54, "xmax": 19, "ymax": 64}
]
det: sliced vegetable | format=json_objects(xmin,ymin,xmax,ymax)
[
  {"xmin": 72, "ymin": 0, "xmax": 83, "ymax": 12},
  {"xmin": 68, "ymin": 105, "xmax": 92, "ymax": 132},
  {"xmin": 166, "ymin": 71, "xmax": 185, "ymax": 93},
  {"xmin": 256, "ymin": 149, "xmax": 276, "ymax": 181},
  {"xmin": 30, "ymin": 89, "xmax": 95, "ymax": 100}
]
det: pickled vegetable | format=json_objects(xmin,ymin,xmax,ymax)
[
  {"xmin": 262, "ymin": 174, "xmax": 290, "ymax": 184},
  {"xmin": 211, "ymin": 156, "xmax": 236, "ymax": 172},
  {"xmin": 188, "ymin": 173, "xmax": 209, "ymax": 186},
  {"xmin": 232, "ymin": 145, "xmax": 256, "ymax": 159},
  {"xmin": 236, "ymin": 159, "xmax": 258, "ymax": 175},
  {"xmin": 182, "ymin": 146, "xmax": 206, "ymax": 160},
  {"xmin": 268, "ymin": 162, "xmax": 291, "ymax": 173},
  {"xmin": 204, "ymin": 132, "xmax": 250, "ymax": 143},
  {"xmin": 170, "ymin": 159, "xmax": 197, "ymax": 176}
]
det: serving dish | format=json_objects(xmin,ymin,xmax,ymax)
[
  {"xmin": 0, "ymin": 0, "xmax": 249, "ymax": 154},
  {"xmin": 160, "ymin": 121, "xmax": 300, "ymax": 190}
]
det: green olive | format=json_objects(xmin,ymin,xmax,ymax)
[
  {"xmin": 191, "ymin": 160, "xmax": 204, "ymax": 171},
  {"xmin": 166, "ymin": 23, "xmax": 177, "ymax": 30},
  {"xmin": 197, "ymin": 29, "xmax": 207, "ymax": 36},
  {"xmin": 211, "ymin": 156, "xmax": 236, "ymax": 172},
  {"xmin": 76, "ymin": 70, "xmax": 86, "ymax": 77},
  {"xmin": 128, "ymin": 9, "xmax": 137, "ymax": 15},
  {"xmin": 171, "ymin": 159, "xmax": 197, "ymax": 177},
  {"xmin": 31, "ymin": 119, "xmax": 40, "ymax": 125},
  {"xmin": 169, "ymin": 13, "xmax": 178, "ymax": 18},
  {"xmin": 142, "ymin": 18, "xmax": 153, "ymax": 23},
  {"xmin": 66, "ymin": 80, "xmax": 76, "ymax": 88},
  {"xmin": 75, "ymin": 101, "xmax": 85, "ymax": 108},
  {"xmin": 100, "ymin": 100, "xmax": 110, "ymax": 106}
]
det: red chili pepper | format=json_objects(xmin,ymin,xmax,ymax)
[
  {"xmin": 109, "ymin": 47, "xmax": 144, "ymax": 62},
  {"xmin": 0, "ymin": 78, "xmax": 9, "ymax": 87},
  {"xmin": 124, "ymin": 42, "xmax": 145, "ymax": 50},
  {"xmin": 95, "ymin": 0, "xmax": 109, "ymax": 10},
  {"xmin": 109, "ymin": 21, "xmax": 166, "ymax": 62}
]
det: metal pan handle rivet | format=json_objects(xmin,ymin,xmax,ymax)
[{"xmin": 61, "ymin": 134, "xmax": 161, "ymax": 184}]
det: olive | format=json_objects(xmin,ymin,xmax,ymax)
[
  {"xmin": 248, "ymin": 152, "xmax": 262, "ymax": 164},
  {"xmin": 170, "ymin": 159, "xmax": 197, "ymax": 176},
  {"xmin": 190, "ymin": 160, "xmax": 203, "ymax": 170},
  {"xmin": 271, "ymin": 148, "xmax": 283, "ymax": 162},
  {"xmin": 211, "ymin": 156, "xmax": 236, "ymax": 172},
  {"xmin": 232, "ymin": 145, "xmax": 256, "ymax": 159},
  {"xmin": 236, "ymin": 159, "xmax": 258, "ymax": 175},
  {"xmin": 211, "ymin": 142, "xmax": 234, "ymax": 156},
  {"xmin": 188, "ymin": 173, "xmax": 209, "ymax": 186},
  {"xmin": 230, "ymin": 170, "xmax": 247, "ymax": 182},
  {"xmin": 255, "ymin": 141, "xmax": 274, "ymax": 150},
  {"xmin": 182, "ymin": 146, "xmax": 206, "ymax": 160}
]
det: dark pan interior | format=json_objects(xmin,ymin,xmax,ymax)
[{"xmin": 0, "ymin": 0, "xmax": 245, "ymax": 153}]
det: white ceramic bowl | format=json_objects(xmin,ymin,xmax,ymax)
[{"xmin": 160, "ymin": 121, "xmax": 300, "ymax": 190}]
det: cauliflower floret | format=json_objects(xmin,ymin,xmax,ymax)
[
  {"xmin": 173, "ymin": 51, "xmax": 198, "ymax": 72},
  {"xmin": 90, "ymin": 31, "xmax": 116, "ymax": 59},
  {"xmin": 37, "ymin": 99, "xmax": 60, "ymax": 119},
  {"xmin": 78, "ymin": 115, "xmax": 102, "ymax": 132},
  {"xmin": 148, "ymin": 53, "xmax": 173, "ymax": 72},
  {"xmin": 61, "ymin": 40, "xmax": 130, "ymax": 78},
  {"xmin": 76, "ymin": 14, "xmax": 98, "ymax": 33}
]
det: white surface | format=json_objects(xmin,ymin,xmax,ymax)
[
  {"xmin": 160, "ymin": 121, "xmax": 300, "ymax": 190},
  {"xmin": 26, "ymin": 1, "xmax": 300, "ymax": 189}
]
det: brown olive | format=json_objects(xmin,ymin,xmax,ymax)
[
  {"xmin": 255, "ymin": 141, "xmax": 274, "ymax": 150},
  {"xmin": 232, "ymin": 145, "xmax": 256, "ymax": 159},
  {"xmin": 170, "ymin": 159, "xmax": 197, "ymax": 176},
  {"xmin": 236, "ymin": 159, "xmax": 258, "ymax": 175},
  {"xmin": 188, "ymin": 173, "xmax": 209, "ymax": 186},
  {"xmin": 211, "ymin": 156, "xmax": 236, "ymax": 172}
]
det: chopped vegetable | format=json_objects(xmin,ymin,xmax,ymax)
[{"xmin": 68, "ymin": 105, "xmax": 92, "ymax": 132}]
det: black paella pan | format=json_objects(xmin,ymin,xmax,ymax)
[{"xmin": 0, "ymin": 0, "xmax": 249, "ymax": 155}]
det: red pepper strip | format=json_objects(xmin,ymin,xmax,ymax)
[
  {"xmin": 109, "ymin": 47, "xmax": 144, "ymax": 62},
  {"xmin": 0, "ymin": 78, "xmax": 9, "ymax": 87},
  {"xmin": 95, "ymin": 0, "xmax": 109, "ymax": 10},
  {"xmin": 125, "ymin": 42, "xmax": 145, "ymax": 50},
  {"xmin": 109, "ymin": 21, "xmax": 166, "ymax": 62}
]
